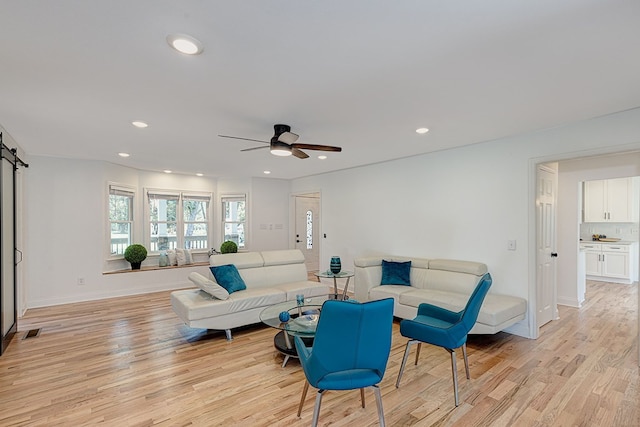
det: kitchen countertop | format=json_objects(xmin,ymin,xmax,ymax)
[{"xmin": 579, "ymin": 240, "xmax": 637, "ymax": 245}]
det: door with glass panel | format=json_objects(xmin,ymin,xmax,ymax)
[{"xmin": 295, "ymin": 194, "xmax": 320, "ymax": 273}]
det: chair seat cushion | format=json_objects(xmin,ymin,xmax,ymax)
[
  {"xmin": 317, "ymin": 369, "xmax": 383, "ymax": 390},
  {"xmin": 400, "ymin": 316, "xmax": 465, "ymax": 349}
]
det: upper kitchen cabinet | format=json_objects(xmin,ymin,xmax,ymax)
[{"xmin": 583, "ymin": 177, "xmax": 638, "ymax": 222}]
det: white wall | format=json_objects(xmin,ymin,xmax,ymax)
[
  {"xmin": 22, "ymin": 158, "xmax": 290, "ymax": 309},
  {"xmin": 250, "ymin": 177, "xmax": 291, "ymax": 251},
  {"xmin": 292, "ymin": 107, "xmax": 640, "ymax": 338}
]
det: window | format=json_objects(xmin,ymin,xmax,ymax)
[
  {"xmin": 222, "ymin": 195, "xmax": 246, "ymax": 249},
  {"xmin": 108, "ymin": 184, "xmax": 135, "ymax": 256},
  {"xmin": 306, "ymin": 210, "xmax": 313, "ymax": 249},
  {"xmin": 146, "ymin": 190, "xmax": 211, "ymax": 252},
  {"xmin": 183, "ymin": 194, "xmax": 209, "ymax": 250}
]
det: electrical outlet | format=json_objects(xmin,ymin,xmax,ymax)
[{"xmin": 77, "ymin": 277, "xmax": 85, "ymax": 285}]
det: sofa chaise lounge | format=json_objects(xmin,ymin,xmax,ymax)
[{"xmin": 354, "ymin": 256, "xmax": 527, "ymax": 334}]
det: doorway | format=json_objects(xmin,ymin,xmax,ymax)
[
  {"xmin": 294, "ymin": 193, "xmax": 320, "ymax": 273},
  {"xmin": 534, "ymin": 151, "xmax": 640, "ymax": 348}
]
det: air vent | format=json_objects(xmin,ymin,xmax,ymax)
[{"xmin": 22, "ymin": 329, "xmax": 41, "ymax": 339}]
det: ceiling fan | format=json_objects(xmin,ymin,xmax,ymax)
[{"xmin": 218, "ymin": 124, "xmax": 342, "ymax": 159}]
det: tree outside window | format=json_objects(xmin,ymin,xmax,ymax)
[
  {"xmin": 109, "ymin": 184, "xmax": 134, "ymax": 256},
  {"xmin": 147, "ymin": 190, "xmax": 211, "ymax": 252},
  {"xmin": 222, "ymin": 195, "xmax": 246, "ymax": 249}
]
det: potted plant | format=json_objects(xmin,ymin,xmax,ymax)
[
  {"xmin": 124, "ymin": 244, "xmax": 147, "ymax": 270},
  {"xmin": 220, "ymin": 240, "xmax": 238, "ymax": 254}
]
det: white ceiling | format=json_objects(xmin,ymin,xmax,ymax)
[{"xmin": 1, "ymin": 1, "xmax": 640, "ymax": 179}]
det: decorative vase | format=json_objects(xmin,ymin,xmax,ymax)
[
  {"xmin": 330, "ymin": 256, "xmax": 341, "ymax": 274},
  {"xmin": 279, "ymin": 311, "xmax": 290, "ymax": 322},
  {"xmin": 159, "ymin": 251, "xmax": 169, "ymax": 267}
]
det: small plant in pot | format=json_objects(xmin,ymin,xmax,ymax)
[
  {"xmin": 124, "ymin": 244, "xmax": 148, "ymax": 270},
  {"xmin": 220, "ymin": 240, "xmax": 238, "ymax": 254}
]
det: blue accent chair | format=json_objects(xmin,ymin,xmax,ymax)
[
  {"xmin": 295, "ymin": 298, "xmax": 394, "ymax": 427},
  {"xmin": 395, "ymin": 273, "xmax": 492, "ymax": 407}
]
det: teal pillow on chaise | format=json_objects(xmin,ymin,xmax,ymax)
[
  {"xmin": 380, "ymin": 260, "xmax": 411, "ymax": 286},
  {"xmin": 210, "ymin": 264, "xmax": 247, "ymax": 294}
]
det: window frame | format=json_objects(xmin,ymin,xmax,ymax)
[
  {"xmin": 221, "ymin": 194, "xmax": 247, "ymax": 250},
  {"xmin": 107, "ymin": 183, "xmax": 136, "ymax": 259},
  {"xmin": 144, "ymin": 188, "xmax": 213, "ymax": 253}
]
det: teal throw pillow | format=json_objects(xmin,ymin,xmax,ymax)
[
  {"xmin": 210, "ymin": 264, "xmax": 247, "ymax": 294},
  {"xmin": 380, "ymin": 260, "xmax": 411, "ymax": 286}
]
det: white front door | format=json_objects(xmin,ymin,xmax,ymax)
[
  {"xmin": 536, "ymin": 164, "xmax": 558, "ymax": 328},
  {"xmin": 294, "ymin": 194, "xmax": 320, "ymax": 273}
]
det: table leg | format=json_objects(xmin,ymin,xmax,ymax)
[
  {"xmin": 333, "ymin": 276, "xmax": 338, "ymax": 299},
  {"xmin": 342, "ymin": 277, "xmax": 351, "ymax": 300}
]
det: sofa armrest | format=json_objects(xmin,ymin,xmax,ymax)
[{"xmin": 354, "ymin": 262, "xmax": 382, "ymax": 301}]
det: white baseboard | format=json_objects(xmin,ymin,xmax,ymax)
[{"xmin": 25, "ymin": 282, "xmax": 191, "ymax": 310}]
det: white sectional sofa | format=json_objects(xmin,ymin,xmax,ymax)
[
  {"xmin": 171, "ymin": 249, "xmax": 330, "ymax": 340},
  {"xmin": 354, "ymin": 256, "xmax": 527, "ymax": 334}
]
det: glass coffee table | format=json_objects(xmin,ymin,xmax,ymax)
[{"xmin": 260, "ymin": 296, "xmax": 329, "ymax": 367}]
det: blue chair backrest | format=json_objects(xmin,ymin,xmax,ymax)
[
  {"xmin": 460, "ymin": 273, "xmax": 492, "ymax": 332},
  {"xmin": 311, "ymin": 298, "xmax": 394, "ymax": 378}
]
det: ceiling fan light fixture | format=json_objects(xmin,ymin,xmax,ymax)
[
  {"xmin": 271, "ymin": 147, "xmax": 292, "ymax": 157},
  {"xmin": 270, "ymin": 140, "xmax": 292, "ymax": 156}
]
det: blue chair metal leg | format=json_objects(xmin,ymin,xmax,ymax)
[
  {"xmin": 311, "ymin": 389, "xmax": 325, "ymax": 427},
  {"xmin": 396, "ymin": 339, "xmax": 420, "ymax": 388},
  {"xmin": 372, "ymin": 385, "xmax": 386, "ymax": 427},
  {"xmin": 447, "ymin": 348, "xmax": 460, "ymax": 406},
  {"xmin": 298, "ymin": 381, "xmax": 309, "ymax": 417},
  {"xmin": 462, "ymin": 343, "xmax": 470, "ymax": 380}
]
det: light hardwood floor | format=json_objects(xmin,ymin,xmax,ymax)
[{"xmin": 0, "ymin": 280, "xmax": 637, "ymax": 426}]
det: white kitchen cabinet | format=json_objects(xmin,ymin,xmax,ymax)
[
  {"xmin": 579, "ymin": 242, "xmax": 636, "ymax": 284},
  {"xmin": 581, "ymin": 242, "xmax": 602, "ymax": 276},
  {"xmin": 583, "ymin": 178, "xmax": 636, "ymax": 222}
]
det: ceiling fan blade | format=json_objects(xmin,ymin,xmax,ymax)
[
  {"xmin": 292, "ymin": 143, "xmax": 342, "ymax": 152},
  {"xmin": 292, "ymin": 148, "xmax": 309, "ymax": 159},
  {"xmin": 278, "ymin": 131, "xmax": 299, "ymax": 144},
  {"xmin": 240, "ymin": 145, "xmax": 270, "ymax": 152},
  {"xmin": 218, "ymin": 135, "xmax": 270, "ymax": 144}
]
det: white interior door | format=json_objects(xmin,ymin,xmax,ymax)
[
  {"xmin": 294, "ymin": 194, "xmax": 320, "ymax": 272},
  {"xmin": 536, "ymin": 164, "xmax": 558, "ymax": 328}
]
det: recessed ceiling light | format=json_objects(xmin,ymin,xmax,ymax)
[
  {"xmin": 163, "ymin": 170, "xmax": 172, "ymax": 174},
  {"xmin": 196, "ymin": 173, "xmax": 204, "ymax": 177},
  {"xmin": 132, "ymin": 121, "xmax": 148, "ymax": 128},
  {"xmin": 166, "ymin": 34, "xmax": 204, "ymax": 55},
  {"xmin": 118, "ymin": 152, "xmax": 130, "ymax": 158},
  {"xmin": 318, "ymin": 155, "xmax": 327, "ymax": 160},
  {"xmin": 263, "ymin": 170, "xmax": 271, "ymax": 174},
  {"xmin": 416, "ymin": 127, "xmax": 429, "ymax": 134}
]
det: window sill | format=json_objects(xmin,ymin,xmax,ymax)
[{"xmin": 103, "ymin": 261, "xmax": 209, "ymax": 275}]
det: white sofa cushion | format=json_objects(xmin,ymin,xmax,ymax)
[
  {"xmin": 188, "ymin": 272, "xmax": 229, "ymax": 300},
  {"xmin": 172, "ymin": 287, "xmax": 286, "ymax": 322},
  {"xmin": 398, "ymin": 288, "xmax": 526, "ymax": 327},
  {"xmin": 274, "ymin": 281, "xmax": 331, "ymax": 300}
]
